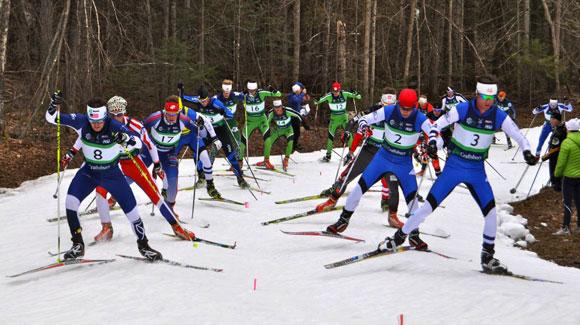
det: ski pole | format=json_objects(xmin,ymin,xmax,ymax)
[
  {"xmin": 334, "ymin": 134, "xmax": 348, "ymax": 182},
  {"xmin": 338, "ymin": 137, "xmax": 368, "ymax": 194},
  {"xmin": 484, "ymin": 159, "xmax": 506, "ymax": 181},
  {"xmin": 525, "ymin": 147, "xmax": 549, "ymax": 198},
  {"xmin": 405, "ymin": 162, "xmax": 428, "ymax": 218},
  {"xmin": 52, "ymin": 166, "xmax": 68, "ymax": 199},
  {"xmin": 223, "ymin": 117, "xmax": 262, "ymax": 190},
  {"xmin": 511, "ymin": 114, "xmax": 537, "ymax": 160},
  {"xmin": 314, "ymin": 102, "xmax": 319, "ymax": 133},
  {"xmin": 192, "ymin": 128, "xmax": 201, "ymax": 220},
  {"xmin": 509, "ymin": 164, "xmax": 530, "ymax": 194},
  {"xmin": 56, "ymin": 101, "xmax": 62, "ymax": 261}
]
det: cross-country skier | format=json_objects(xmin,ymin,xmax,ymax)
[
  {"xmin": 532, "ymin": 97, "xmax": 573, "ymax": 156},
  {"xmin": 143, "ymin": 95, "xmax": 222, "ymax": 207},
  {"xmin": 214, "ymin": 79, "xmax": 245, "ymax": 165},
  {"xmin": 326, "ymin": 89, "xmax": 431, "ymax": 235},
  {"xmin": 61, "ymin": 96, "xmax": 196, "ymax": 242},
  {"xmin": 379, "ymin": 75, "xmax": 538, "ymax": 274},
  {"xmin": 46, "ymin": 93, "xmax": 162, "ymax": 261},
  {"xmin": 541, "ymin": 111, "xmax": 567, "ymax": 192},
  {"xmin": 495, "ymin": 91, "xmax": 516, "ymax": 149},
  {"xmin": 239, "ymin": 81, "xmax": 282, "ymax": 161},
  {"xmin": 256, "ymin": 99, "xmax": 301, "ymax": 171},
  {"xmin": 316, "ymin": 90, "xmax": 403, "ymax": 226},
  {"xmin": 287, "ymin": 81, "xmax": 311, "ymax": 152},
  {"xmin": 315, "ymin": 82, "xmax": 362, "ymax": 162},
  {"xmin": 180, "ymin": 85, "xmax": 249, "ymax": 189},
  {"xmin": 441, "ymin": 87, "xmax": 467, "ymax": 113}
]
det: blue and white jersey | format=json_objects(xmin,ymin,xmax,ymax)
[
  {"xmin": 143, "ymin": 110, "xmax": 214, "ymax": 153},
  {"xmin": 430, "ymin": 100, "xmax": 531, "ymax": 165},
  {"xmin": 182, "ymin": 95, "xmax": 233, "ymax": 127},
  {"xmin": 45, "ymin": 111, "xmax": 141, "ymax": 170},
  {"xmin": 495, "ymin": 98, "xmax": 516, "ymax": 119},
  {"xmin": 532, "ymin": 102, "xmax": 573, "ymax": 122},
  {"xmin": 215, "ymin": 91, "xmax": 244, "ymax": 115},
  {"xmin": 359, "ymin": 104, "xmax": 431, "ymax": 159},
  {"xmin": 441, "ymin": 95, "xmax": 467, "ymax": 112}
]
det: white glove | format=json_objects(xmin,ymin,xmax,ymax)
[
  {"xmin": 300, "ymin": 104, "xmax": 311, "ymax": 117},
  {"xmin": 212, "ymin": 139, "xmax": 222, "ymax": 151}
]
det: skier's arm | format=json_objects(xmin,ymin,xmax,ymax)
[
  {"xmin": 428, "ymin": 106, "xmax": 460, "ymax": 139},
  {"xmin": 259, "ymin": 90, "xmax": 282, "ymax": 101},
  {"xmin": 141, "ymin": 128, "xmax": 160, "ymax": 164},
  {"xmin": 45, "ymin": 110, "xmax": 86, "ymax": 134},
  {"xmin": 181, "ymin": 95, "xmax": 201, "ymax": 107},
  {"xmin": 315, "ymin": 94, "xmax": 332, "ymax": 105},
  {"xmin": 342, "ymin": 91, "xmax": 362, "ymax": 100},
  {"xmin": 110, "ymin": 120, "xmax": 142, "ymax": 152},
  {"xmin": 532, "ymin": 104, "xmax": 547, "ymax": 115},
  {"xmin": 358, "ymin": 107, "xmax": 386, "ymax": 130},
  {"xmin": 286, "ymin": 108, "xmax": 303, "ymax": 122},
  {"xmin": 211, "ymin": 97, "xmax": 234, "ymax": 118},
  {"xmin": 501, "ymin": 115, "xmax": 531, "ymax": 152},
  {"xmin": 559, "ymin": 103, "xmax": 573, "ymax": 113},
  {"xmin": 188, "ymin": 113, "xmax": 217, "ymax": 138}
]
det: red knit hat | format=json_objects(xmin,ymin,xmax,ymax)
[
  {"xmin": 332, "ymin": 82, "xmax": 341, "ymax": 92},
  {"xmin": 399, "ymin": 88, "xmax": 418, "ymax": 108}
]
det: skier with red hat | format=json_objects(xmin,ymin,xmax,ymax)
[
  {"xmin": 325, "ymin": 89, "xmax": 432, "ymax": 241},
  {"xmin": 314, "ymin": 81, "xmax": 362, "ymax": 162}
]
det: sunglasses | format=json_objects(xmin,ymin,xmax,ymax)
[
  {"xmin": 400, "ymin": 106, "xmax": 414, "ymax": 112},
  {"xmin": 479, "ymin": 94, "xmax": 496, "ymax": 101},
  {"xmin": 164, "ymin": 112, "xmax": 179, "ymax": 117}
]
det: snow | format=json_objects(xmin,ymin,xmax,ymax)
[{"xmin": 1, "ymin": 126, "xmax": 580, "ymax": 324}]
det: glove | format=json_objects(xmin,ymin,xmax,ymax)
[
  {"xmin": 114, "ymin": 133, "xmax": 136, "ymax": 146},
  {"xmin": 426, "ymin": 140, "xmax": 438, "ymax": 159},
  {"xmin": 343, "ymin": 152, "xmax": 353, "ymax": 166},
  {"xmin": 60, "ymin": 148, "xmax": 77, "ymax": 169},
  {"xmin": 523, "ymin": 150, "xmax": 538, "ymax": 166},
  {"xmin": 48, "ymin": 90, "xmax": 63, "ymax": 114},
  {"xmin": 152, "ymin": 161, "xmax": 165, "ymax": 179},
  {"xmin": 300, "ymin": 104, "xmax": 311, "ymax": 117},
  {"xmin": 211, "ymin": 138, "xmax": 222, "ymax": 151},
  {"xmin": 195, "ymin": 116, "xmax": 205, "ymax": 128},
  {"xmin": 341, "ymin": 131, "xmax": 351, "ymax": 144},
  {"xmin": 177, "ymin": 82, "xmax": 184, "ymax": 96},
  {"xmin": 360, "ymin": 125, "xmax": 373, "ymax": 139}
]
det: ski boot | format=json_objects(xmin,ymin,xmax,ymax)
[
  {"xmin": 321, "ymin": 153, "xmax": 331, "ymax": 162},
  {"xmin": 282, "ymin": 156, "xmax": 289, "ymax": 172},
  {"xmin": 387, "ymin": 211, "xmax": 404, "ymax": 229},
  {"xmin": 137, "ymin": 238, "xmax": 163, "ymax": 261},
  {"xmin": 316, "ymin": 196, "xmax": 337, "ymax": 213},
  {"xmin": 408, "ymin": 229, "xmax": 428, "ymax": 251},
  {"xmin": 94, "ymin": 222, "xmax": 113, "ymax": 242},
  {"xmin": 320, "ymin": 181, "xmax": 342, "ymax": 197},
  {"xmin": 195, "ymin": 171, "xmax": 206, "ymax": 189},
  {"xmin": 63, "ymin": 231, "xmax": 85, "ymax": 260},
  {"xmin": 506, "ymin": 138, "xmax": 513, "ymax": 149},
  {"xmin": 161, "ymin": 188, "xmax": 168, "ymax": 200},
  {"xmin": 481, "ymin": 244, "xmax": 508, "ymax": 274},
  {"xmin": 206, "ymin": 180, "xmax": 222, "ymax": 199},
  {"xmin": 377, "ymin": 229, "xmax": 407, "ymax": 252},
  {"xmin": 552, "ymin": 226, "xmax": 571, "ymax": 236},
  {"xmin": 237, "ymin": 176, "xmax": 249, "ymax": 189},
  {"xmin": 326, "ymin": 209, "xmax": 353, "ymax": 234},
  {"xmin": 172, "ymin": 224, "xmax": 196, "ymax": 241}
]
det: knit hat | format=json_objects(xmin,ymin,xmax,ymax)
[{"xmin": 398, "ymin": 88, "xmax": 418, "ymax": 108}]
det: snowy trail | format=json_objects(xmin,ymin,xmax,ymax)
[{"xmin": 1, "ymin": 126, "xmax": 579, "ymax": 324}]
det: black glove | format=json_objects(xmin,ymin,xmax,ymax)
[
  {"xmin": 177, "ymin": 82, "xmax": 184, "ymax": 96},
  {"xmin": 343, "ymin": 152, "xmax": 353, "ymax": 166},
  {"xmin": 426, "ymin": 140, "xmax": 438, "ymax": 159},
  {"xmin": 152, "ymin": 162, "xmax": 164, "ymax": 179},
  {"xmin": 341, "ymin": 131, "xmax": 351, "ymax": 144},
  {"xmin": 114, "ymin": 133, "xmax": 136, "ymax": 146},
  {"xmin": 195, "ymin": 116, "xmax": 205, "ymax": 128},
  {"xmin": 523, "ymin": 150, "xmax": 538, "ymax": 166},
  {"xmin": 48, "ymin": 90, "xmax": 63, "ymax": 114}
]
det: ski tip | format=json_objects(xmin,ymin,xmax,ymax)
[{"xmin": 231, "ymin": 242, "xmax": 237, "ymax": 249}]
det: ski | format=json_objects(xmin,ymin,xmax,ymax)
[
  {"xmin": 384, "ymin": 225, "xmax": 450, "ymax": 239},
  {"xmin": 324, "ymin": 245, "xmax": 454, "ymax": 269},
  {"xmin": 261, "ymin": 205, "xmax": 344, "ymax": 226},
  {"xmin": 255, "ymin": 166, "xmax": 295, "ymax": 177},
  {"xmin": 478, "ymin": 271, "xmax": 563, "ymax": 284},
  {"xmin": 162, "ymin": 233, "xmax": 237, "ymax": 249},
  {"xmin": 7, "ymin": 258, "xmax": 115, "ymax": 278},
  {"xmin": 116, "ymin": 254, "xmax": 223, "ymax": 272},
  {"xmin": 213, "ymin": 172, "xmax": 270, "ymax": 182},
  {"xmin": 275, "ymin": 194, "xmax": 328, "ymax": 204},
  {"xmin": 324, "ymin": 246, "xmax": 413, "ymax": 269},
  {"xmin": 198, "ymin": 197, "xmax": 246, "ymax": 206},
  {"xmin": 280, "ymin": 230, "xmax": 365, "ymax": 243}
]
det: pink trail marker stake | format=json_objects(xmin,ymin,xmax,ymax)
[
  {"xmin": 244, "ymin": 202, "xmax": 249, "ymax": 208},
  {"xmin": 253, "ymin": 278, "xmax": 257, "ymax": 291},
  {"xmin": 398, "ymin": 314, "xmax": 404, "ymax": 325}
]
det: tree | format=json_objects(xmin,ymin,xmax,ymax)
[{"xmin": 0, "ymin": 0, "xmax": 11, "ymax": 137}]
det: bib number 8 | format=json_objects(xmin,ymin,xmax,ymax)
[{"xmin": 94, "ymin": 149, "xmax": 103, "ymax": 160}]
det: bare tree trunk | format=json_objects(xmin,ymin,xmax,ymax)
[
  {"xmin": 540, "ymin": 0, "xmax": 561, "ymax": 94},
  {"xmin": 458, "ymin": 0, "xmax": 464, "ymax": 89},
  {"xmin": 370, "ymin": 0, "xmax": 377, "ymax": 100},
  {"xmin": 145, "ymin": 0, "xmax": 154, "ymax": 57},
  {"xmin": 161, "ymin": 0, "xmax": 169, "ymax": 99},
  {"xmin": 235, "ymin": 0, "xmax": 241, "ymax": 88},
  {"xmin": 39, "ymin": 0, "xmax": 53, "ymax": 59},
  {"xmin": 362, "ymin": 0, "xmax": 371, "ymax": 100},
  {"xmin": 292, "ymin": 0, "xmax": 300, "ymax": 81},
  {"xmin": 523, "ymin": 0, "xmax": 530, "ymax": 48},
  {"xmin": 0, "ymin": 0, "xmax": 11, "ymax": 137},
  {"xmin": 337, "ymin": 20, "xmax": 346, "ymax": 83},
  {"xmin": 200, "ymin": 0, "xmax": 205, "ymax": 66},
  {"xmin": 416, "ymin": 9, "xmax": 421, "ymax": 93},
  {"xmin": 396, "ymin": 0, "xmax": 406, "ymax": 77},
  {"xmin": 403, "ymin": 0, "xmax": 417, "ymax": 84},
  {"xmin": 323, "ymin": 0, "xmax": 332, "ymax": 87},
  {"xmin": 22, "ymin": 0, "xmax": 71, "ymax": 138},
  {"xmin": 446, "ymin": 0, "xmax": 453, "ymax": 87}
]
